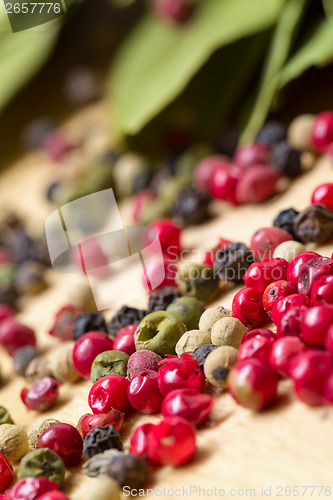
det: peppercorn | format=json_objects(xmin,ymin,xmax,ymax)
[
  {"xmin": 256, "ymin": 121, "xmax": 287, "ymax": 146},
  {"xmin": 29, "ymin": 419, "xmax": 60, "ymax": 449},
  {"xmin": 273, "ymin": 208, "xmax": 300, "ymax": 239},
  {"xmin": 166, "ymin": 297, "xmax": 205, "ymax": 330},
  {"xmin": 113, "ymin": 153, "xmax": 151, "ymax": 199},
  {"xmin": 271, "ymin": 141, "xmax": 302, "ymax": 177},
  {"xmin": 135, "ymin": 311, "xmax": 186, "ymax": 356},
  {"xmin": 72, "ymin": 312, "xmax": 108, "ymax": 340},
  {"xmin": 90, "ymin": 350, "xmax": 129, "ymax": 382},
  {"xmin": 83, "ymin": 425, "xmax": 123, "ymax": 458},
  {"xmin": 147, "ymin": 286, "xmax": 181, "ymax": 313},
  {"xmin": 0, "ymin": 424, "xmax": 29, "ymax": 462},
  {"xmin": 173, "ymin": 186, "xmax": 211, "ymax": 226},
  {"xmin": 294, "ymin": 204, "xmax": 333, "ymax": 243},
  {"xmin": 26, "ymin": 355, "xmax": 52, "ymax": 382},
  {"xmin": 13, "ymin": 346, "xmax": 40, "ymax": 377},
  {"xmin": 49, "ymin": 304, "xmax": 81, "ymax": 340},
  {"xmin": 211, "ymin": 317, "xmax": 246, "ymax": 348},
  {"xmin": 48, "ymin": 342, "xmax": 80, "ymax": 383},
  {"xmin": 18, "ymin": 448, "xmax": 65, "ymax": 486},
  {"xmin": 83, "ymin": 449, "xmax": 121, "ymax": 477},
  {"xmin": 107, "ymin": 453, "xmax": 149, "ymax": 489},
  {"xmin": 273, "ymin": 240, "xmax": 306, "ymax": 262},
  {"xmin": 83, "ymin": 476, "xmax": 120, "ymax": 500},
  {"xmin": 127, "ymin": 350, "xmax": 162, "ymax": 379},
  {"xmin": 15, "ymin": 261, "xmax": 47, "ymax": 296},
  {"xmin": 176, "ymin": 263, "xmax": 220, "ymax": 302},
  {"xmin": 204, "ymin": 345, "xmax": 238, "ymax": 388},
  {"xmin": 288, "ymin": 114, "xmax": 315, "ymax": 151},
  {"xmin": 108, "ymin": 306, "xmax": 147, "ymax": 339},
  {"xmin": 198, "ymin": 306, "xmax": 232, "ymax": 335},
  {"xmin": 175, "ymin": 329, "xmax": 211, "ymax": 356},
  {"xmin": 192, "ymin": 344, "xmax": 219, "ymax": 370},
  {"xmin": 214, "ymin": 242, "xmax": 255, "ymax": 283},
  {"xmin": 0, "ymin": 406, "xmax": 14, "ymax": 425}
]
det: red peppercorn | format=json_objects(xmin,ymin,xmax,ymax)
[
  {"xmin": 9, "ymin": 477, "xmax": 59, "ymax": 500},
  {"xmin": 251, "ymin": 228, "xmax": 293, "ymax": 262},
  {"xmin": 112, "ymin": 324, "xmax": 137, "ymax": 356},
  {"xmin": 161, "ymin": 388, "xmax": 215, "ymax": 426},
  {"xmin": 0, "ymin": 319, "xmax": 36, "ymax": 356},
  {"xmin": 269, "ymin": 337, "xmax": 307, "ymax": 377},
  {"xmin": 271, "ymin": 293, "xmax": 309, "ymax": 325},
  {"xmin": 276, "ymin": 305, "xmax": 308, "ymax": 339},
  {"xmin": 291, "ymin": 350, "xmax": 333, "ymax": 406},
  {"xmin": 243, "ymin": 258, "xmax": 288, "ymax": 293},
  {"xmin": 127, "ymin": 350, "xmax": 162, "ymax": 380},
  {"xmin": 0, "ymin": 451, "xmax": 13, "ymax": 493},
  {"xmin": 233, "ymin": 143, "xmax": 270, "ymax": 168},
  {"xmin": 300, "ymin": 305, "xmax": 333, "ymax": 347},
  {"xmin": 324, "ymin": 324, "xmax": 333, "ymax": 354},
  {"xmin": 238, "ymin": 336, "xmax": 273, "ymax": 364},
  {"xmin": 130, "ymin": 423, "xmax": 155, "ymax": 459},
  {"xmin": 49, "ymin": 304, "xmax": 81, "ymax": 341},
  {"xmin": 297, "ymin": 256, "xmax": 333, "ymax": 295},
  {"xmin": 195, "ymin": 155, "xmax": 229, "ymax": 193},
  {"xmin": 0, "ymin": 305, "xmax": 14, "ymax": 322},
  {"xmin": 88, "ymin": 374, "xmax": 130, "ymax": 414},
  {"xmin": 143, "ymin": 257, "xmax": 177, "ymax": 291},
  {"xmin": 21, "ymin": 377, "xmax": 59, "ymax": 411},
  {"xmin": 128, "ymin": 369, "xmax": 163, "ymax": 414},
  {"xmin": 232, "ymin": 287, "xmax": 268, "ymax": 328},
  {"xmin": 323, "ymin": 369, "xmax": 333, "ymax": 404},
  {"xmin": 286, "ymin": 251, "xmax": 320, "ymax": 286},
  {"xmin": 311, "ymin": 183, "xmax": 333, "ymax": 211},
  {"xmin": 311, "ymin": 111, "xmax": 333, "ymax": 152},
  {"xmin": 72, "ymin": 331, "xmax": 113, "ymax": 379},
  {"xmin": 235, "ymin": 165, "xmax": 280, "ymax": 205},
  {"xmin": 203, "ymin": 238, "xmax": 231, "ymax": 267},
  {"xmin": 228, "ymin": 358, "xmax": 279, "ymax": 410},
  {"xmin": 37, "ymin": 423, "xmax": 83, "ymax": 467},
  {"xmin": 78, "ymin": 408, "xmax": 124, "ymax": 436},
  {"xmin": 157, "ymin": 353, "xmax": 205, "ymax": 396},
  {"xmin": 39, "ymin": 493, "xmax": 70, "ymax": 500},
  {"xmin": 145, "ymin": 219, "xmax": 182, "ymax": 257},
  {"xmin": 311, "ymin": 275, "xmax": 333, "ymax": 306},
  {"xmin": 240, "ymin": 328, "xmax": 276, "ymax": 345},
  {"xmin": 209, "ymin": 163, "xmax": 239, "ymax": 205},
  {"xmin": 262, "ymin": 280, "xmax": 297, "ymax": 314},
  {"xmin": 148, "ymin": 416, "xmax": 196, "ymax": 466}
]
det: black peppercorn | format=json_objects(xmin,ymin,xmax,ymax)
[
  {"xmin": 173, "ymin": 186, "xmax": 211, "ymax": 226},
  {"xmin": 83, "ymin": 425, "xmax": 123, "ymax": 458},
  {"xmin": 294, "ymin": 204, "xmax": 333, "ymax": 244},
  {"xmin": 107, "ymin": 453, "xmax": 149, "ymax": 489},
  {"xmin": 108, "ymin": 306, "xmax": 147, "ymax": 339},
  {"xmin": 214, "ymin": 242, "xmax": 255, "ymax": 282},
  {"xmin": 13, "ymin": 346, "xmax": 40, "ymax": 377},
  {"xmin": 192, "ymin": 344, "xmax": 219, "ymax": 370},
  {"xmin": 273, "ymin": 208, "xmax": 300, "ymax": 239},
  {"xmin": 271, "ymin": 141, "xmax": 302, "ymax": 177},
  {"xmin": 148, "ymin": 286, "xmax": 181, "ymax": 313},
  {"xmin": 72, "ymin": 312, "xmax": 108, "ymax": 340},
  {"xmin": 256, "ymin": 121, "xmax": 287, "ymax": 146}
]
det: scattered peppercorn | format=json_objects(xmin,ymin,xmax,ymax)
[
  {"xmin": 147, "ymin": 286, "xmax": 181, "ymax": 313},
  {"xmin": 176, "ymin": 263, "xmax": 220, "ymax": 302},
  {"xmin": 83, "ymin": 476, "xmax": 120, "ymax": 500},
  {"xmin": 83, "ymin": 449, "xmax": 121, "ymax": 477},
  {"xmin": 287, "ymin": 114, "xmax": 315, "ymax": 151},
  {"xmin": 13, "ymin": 346, "xmax": 40, "ymax": 377},
  {"xmin": 192, "ymin": 344, "xmax": 219, "ymax": 370},
  {"xmin": 175, "ymin": 329, "xmax": 211, "ymax": 356},
  {"xmin": 204, "ymin": 345, "xmax": 238, "ymax": 389},
  {"xmin": 29, "ymin": 419, "xmax": 60, "ymax": 449},
  {"xmin": 127, "ymin": 350, "xmax": 162, "ymax": 379},
  {"xmin": 90, "ymin": 350, "xmax": 129, "ymax": 382},
  {"xmin": 0, "ymin": 424, "xmax": 29, "ymax": 462},
  {"xmin": 48, "ymin": 342, "xmax": 80, "ymax": 383},
  {"xmin": 135, "ymin": 311, "xmax": 186, "ymax": 356},
  {"xmin": 166, "ymin": 296, "xmax": 205, "ymax": 330},
  {"xmin": 107, "ymin": 453, "xmax": 149, "ymax": 489},
  {"xmin": 49, "ymin": 304, "xmax": 81, "ymax": 341},
  {"xmin": 108, "ymin": 306, "xmax": 147, "ymax": 338},
  {"xmin": 256, "ymin": 120, "xmax": 287, "ymax": 146},
  {"xmin": 273, "ymin": 208, "xmax": 300, "ymax": 239},
  {"xmin": 214, "ymin": 242, "xmax": 255, "ymax": 282},
  {"xmin": 198, "ymin": 306, "xmax": 232, "ymax": 335},
  {"xmin": 271, "ymin": 141, "xmax": 302, "ymax": 177},
  {"xmin": 272, "ymin": 240, "xmax": 306, "ymax": 262},
  {"xmin": 173, "ymin": 186, "xmax": 211, "ymax": 226},
  {"xmin": 211, "ymin": 317, "xmax": 246, "ymax": 348},
  {"xmin": 294, "ymin": 204, "xmax": 333, "ymax": 244},
  {"xmin": 83, "ymin": 425, "xmax": 123, "ymax": 458},
  {"xmin": 18, "ymin": 448, "xmax": 65, "ymax": 486},
  {"xmin": 72, "ymin": 312, "xmax": 108, "ymax": 340},
  {"xmin": 26, "ymin": 355, "xmax": 52, "ymax": 382}
]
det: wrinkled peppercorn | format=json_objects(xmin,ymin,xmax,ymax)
[
  {"xmin": 294, "ymin": 204, "xmax": 333, "ymax": 244},
  {"xmin": 214, "ymin": 242, "xmax": 255, "ymax": 282},
  {"xmin": 273, "ymin": 208, "xmax": 300, "ymax": 240},
  {"xmin": 83, "ymin": 425, "xmax": 123, "ymax": 458},
  {"xmin": 83, "ymin": 449, "xmax": 121, "ymax": 477},
  {"xmin": 173, "ymin": 186, "xmax": 211, "ymax": 226},
  {"xmin": 13, "ymin": 346, "xmax": 40, "ymax": 377},
  {"xmin": 72, "ymin": 312, "xmax": 108, "ymax": 340},
  {"xmin": 108, "ymin": 306, "xmax": 147, "ymax": 339},
  {"xmin": 18, "ymin": 448, "xmax": 65, "ymax": 486},
  {"xmin": 107, "ymin": 453, "xmax": 149, "ymax": 489},
  {"xmin": 192, "ymin": 344, "xmax": 219, "ymax": 370},
  {"xmin": 256, "ymin": 121, "xmax": 287, "ymax": 146},
  {"xmin": 271, "ymin": 141, "xmax": 302, "ymax": 177},
  {"xmin": 148, "ymin": 286, "xmax": 181, "ymax": 313}
]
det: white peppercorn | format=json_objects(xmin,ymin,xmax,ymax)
[
  {"xmin": 175, "ymin": 330, "xmax": 211, "ymax": 356},
  {"xmin": 0, "ymin": 424, "xmax": 29, "ymax": 461},
  {"xmin": 28, "ymin": 419, "xmax": 60, "ymax": 449},
  {"xmin": 25, "ymin": 355, "xmax": 51, "ymax": 382},
  {"xmin": 198, "ymin": 306, "xmax": 232, "ymax": 335},
  {"xmin": 273, "ymin": 240, "xmax": 306, "ymax": 262},
  {"xmin": 287, "ymin": 114, "xmax": 315, "ymax": 151},
  {"xmin": 83, "ymin": 476, "xmax": 120, "ymax": 500},
  {"xmin": 211, "ymin": 317, "xmax": 246, "ymax": 348},
  {"xmin": 48, "ymin": 342, "xmax": 80, "ymax": 383},
  {"xmin": 204, "ymin": 346, "xmax": 238, "ymax": 388}
]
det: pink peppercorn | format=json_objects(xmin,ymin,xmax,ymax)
[
  {"xmin": 145, "ymin": 219, "xmax": 182, "ymax": 257},
  {"xmin": 240, "ymin": 328, "xmax": 276, "ymax": 345},
  {"xmin": 130, "ymin": 423, "xmax": 156, "ymax": 459},
  {"xmin": 276, "ymin": 305, "xmax": 308, "ymax": 339},
  {"xmin": 37, "ymin": 423, "xmax": 83, "ymax": 467},
  {"xmin": 238, "ymin": 336, "xmax": 273, "ymax": 364},
  {"xmin": 243, "ymin": 258, "xmax": 288, "ymax": 293},
  {"xmin": 0, "ymin": 304, "xmax": 14, "ymax": 322},
  {"xmin": 78, "ymin": 408, "xmax": 124, "ymax": 436},
  {"xmin": 227, "ymin": 358, "xmax": 279, "ymax": 411},
  {"xmin": 300, "ymin": 305, "xmax": 333, "ymax": 348},
  {"xmin": 127, "ymin": 350, "xmax": 162, "ymax": 379},
  {"xmin": 0, "ymin": 319, "xmax": 36, "ymax": 356},
  {"xmin": 323, "ymin": 369, "xmax": 333, "ymax": 404},
  {"xmin": 324, "ymin": 324, "xmax": 333, "ymax": 354},
  {"xmin": 262, "ymin": 280, "xmax": 296, "ymax": 314},
  {"xmin": 132, "ymin": 190, "xmax": 155, "ymax": 223},
  {"xmin": 127, "ymin": 369, "xmax": 163, "ymax": 414},
  {"xmin": 233, "ymin": 143, "xmax": 270, "ymax": 168},
  {"xmin": 143, "ymin": 257, "xmax": 177, "ymax": 291},
  {"xmin": 311, "ymin": 183, "xmax": 333, "ymax": 211},
  {"xmin": 311, "ymin": 275, "xmax": 333, "ymax": 305},
  {"xmin": 209, "ymin": 163, "xmax": 239, "ymax": 205},
  {"xmin": 88, "ymin": 374, "xmax": 130, "ymax": 414},
  {"xmin": 269, "ymin": 337, "xmax": 307, "ymax": 377},
  {"xmin": 157, "ymin": 353, "xmax": 205, "ymax": 396},
  {"xmin": 9, "ymin": 477, "xmax": 59, "ymax": 500},
  {"xmin": 148, "ymin": 416, "xmax": 196, "ymax": 466},
  {"xmin": 21, "ymin": 377, "xmax": 59, "ymax": 412},
  {"xmin": 39, "ymin": 493, "xmax": 70, "ymax": 500},
  {"xmin": 203, "ymin": 238, "xmax": 231, "ymax": 267},
  {"xmin": 297, "ymin": 256, "xmax": 333, "ymax": 295},
  {"xmin": 291, "ymin": 350, "xmax": 333, "ymax": 406},
  {"xmin": 195, "ymin": 155, "xmax": 229, "ymax": 193},
  {"xmin": 112, "ymin": 324, "xmax": 137, "ymax": 356},
  {"xmin": 251, "ymin": 228, "xmax": 293, "ymax": 262},
  {"xmin": 0, "ymin": 451, "xmax": 13, "ymax": 493},
  {"xmin": 286, "ymin": 251, "xmax": 320, "ymax": 286},
  {"xmin": 232, "ymin": 287, "xmax": 268, "ymax": 328},
  {"xmin": 311, "ymin": 111, "xmax": 333, "ymax": 152},
  {"xmin": 271, "ymin": 293, "xmax": 309, "ymax": 325},
  {"xmin": 72, "ymin": 331, "xmax": 113, "ymax": 379},
  {"xmin": 235, "ymin": 165, "xmax": 280, "ymax": 205},
  {"xmin": 161, "ymin": 388, "xmax": 215, "ymax": 426},
  {"xmin": 49, "ymin": 304, "xmax": 81, "ymax": 341}
]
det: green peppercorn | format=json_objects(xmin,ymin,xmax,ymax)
[
  {"xmin": 135, "ymin": 311, "xmax": 186, "ymax": 356},
  {"xmin": 0, "ymin": 406, "xmax": 14, "ymax": 425},
  {"xmin": 166, "ymin": 297, "xmax": 205, "ymax": 330},
  {"xmin": 90, "ymin": 350, "xmax": 129, "ymax": 382},
  {"xmin": 83, "ymin": 449, "xmax": 122, "ymax": 477},
  {"xmin": 159, "ymin": 177, "xmax": 190, "ymax": 205},
  {"xmin": 176, "ymin": 264, "xmax": 220, "ymax": 302},
  {"xmin": 18, "ymin": 448, "xmax": 65, "ymax": 486}
]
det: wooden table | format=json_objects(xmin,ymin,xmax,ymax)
[{"xmin": 1, "ymin": 104, "xmax": 333, "ymax": 499}]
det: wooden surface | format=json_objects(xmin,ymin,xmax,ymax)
[{"xmin": 1, "ymin": 104, "xmax": 333, "ymax": 499}]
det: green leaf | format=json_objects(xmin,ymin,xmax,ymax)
[
  {"xmin": 240, "ymin": 0, "xmax": 308, "ymax": 144},
  {"xmin": 110, "ymin": 0, "xmax": 286, "ymax": 138},
  {"xmin": 323, "ymin": 0, "xmax": 333, "ymax": 18},
  {"xmin": 279, "ymin": 18, "xmax": 333, "ymax": 88}
]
